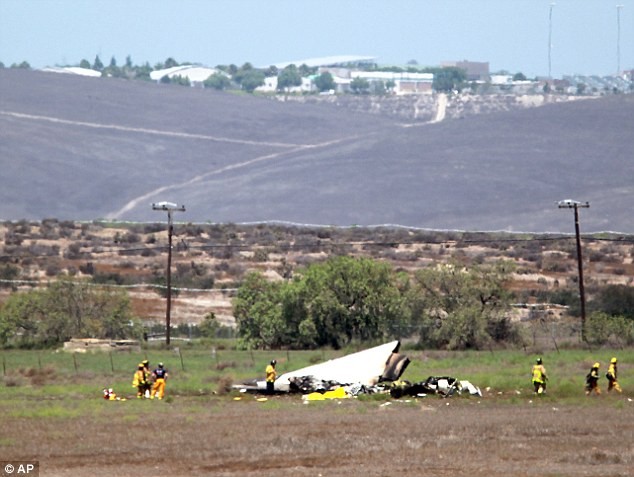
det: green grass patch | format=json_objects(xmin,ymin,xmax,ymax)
[{"xmin": 1, "ymin": 346, "xmax": 632, "ymax": 415}]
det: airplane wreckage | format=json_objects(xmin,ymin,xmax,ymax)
[{"xmin": 233, "ymin": 341, "xmax": 482, "ymax": 399}]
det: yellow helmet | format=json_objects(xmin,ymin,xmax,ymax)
[
  {"xmin": 611, "ymin": 357, "xmax": 617, "ymax": 364},
  {"xmin": 593, "ymin": 362, "xmax": 600, "ymax": 368}
]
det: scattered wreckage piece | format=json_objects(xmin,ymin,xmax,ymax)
[
  {"xmin": 389, "ymin": 376, "xmax": 482, "ymax": 398},
  {"xmin": 302, "ymin": 387, "xmax": 349, "ymax": 401}
]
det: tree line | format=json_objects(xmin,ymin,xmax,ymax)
[
  {"xmin": 235, "ymin": 256, "xmax": 518, "ymax": 350},
  {"xmin": 0, "ymin": 280, "xmax": 138, "ymax": 348},
  {"xmin": 1, "ymin": 255, "xmax": 632, "ymax": 350},
  {"xmin": 0, "ymin": 55, "xmax": 470, "ymax": 94},
  {"xmin": 233, "ymin": 256, "xmax": 634, "ymax": 350}
]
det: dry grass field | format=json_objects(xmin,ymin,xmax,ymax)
[
  {"xmin": 3, "ymin": 395, "xmax": 632, "ymax": 477},
  {"xmin": 1, "ymin": 220, "xmax": 633, "ymax": 332}
]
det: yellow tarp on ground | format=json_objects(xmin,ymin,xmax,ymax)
[{"xmin": 304, "ymin": 387, "xmax": 349, "ymax": 401}]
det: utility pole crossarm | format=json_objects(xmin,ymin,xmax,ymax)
[
  {"xmin": 152, "ymin": 202, "xmax": 186, "ymax": 212},
  {"xmin": 557, "ymin": 199, "xmax": 589, "ymax": 209}
]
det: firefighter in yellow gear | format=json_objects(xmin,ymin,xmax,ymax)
[
  {"xmin": 132, "ymin": 363, "xmax": 148, "ymax": 398},
  {"xmin": 606, "ymin": 357, "xmax": 622, "ymax": 393},
  {"xmin": 531, "ymin": 358, "xmax": 548, "ymax": 394},
  {"xmin": 150, "ymin": 362, "xmax": 168, "ymax": 400},
  {"xmin": 265, "ymin": 359, "xmax": 277, "ymax": 395},
  {"xmin": 141, "ymin": 359, "xmax": 152, "ymax": 398},
  {"xmin": 585, "ymin": 362, "xmax": 601, "ymax": 396}
]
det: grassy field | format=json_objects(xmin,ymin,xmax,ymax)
[
  {"xmin": 2, "ymin": 343, "xmax": 632, "ymax": 399},
  {"xmin": 1, "ymin": 344, "xmax": 633, "ymax": 476}
]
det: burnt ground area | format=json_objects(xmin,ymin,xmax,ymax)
[{"xmin": 4, "ymin": 396, "xmax": 633, "ymax": 477}]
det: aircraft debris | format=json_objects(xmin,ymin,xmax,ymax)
[
  {"xmin": 232, "ymin": 340, "xmax": 482, "ymax": 400},
  {"xmin": 302, "ymin": 387, "xmax": 348, "ymax": 401},
  {"xmin": 233, "ymin": 340, "xmax": 410, "ymax": 394},
  {"xmin": 389, "ymin": 376, "xmax": 482, "ymax": 398}
]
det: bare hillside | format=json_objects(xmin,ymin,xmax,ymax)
[{"xmin": 1, "ymin": 69, "xmax": 633, "ymax": 233}]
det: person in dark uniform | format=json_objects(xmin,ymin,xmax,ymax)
[{"xmin": 150, "ymin": 362, "xmax": 169, "ymax": 400}]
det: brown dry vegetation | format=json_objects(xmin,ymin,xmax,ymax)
[
  {"xmin": 1, "ymin": 220, "xmax": 633, "ymax": 332},
  {"xmin": 3, "ymin": 397, "xmax": 633, "ymax": 477}
]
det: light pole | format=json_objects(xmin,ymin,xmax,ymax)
[
  {"xmin": 152, "ymin": 201, "xmax": 186, "ymax": 346},
  {"xmin": 558, "ymin": 199, "xmax": 590, "ymax": 342},
  {"xmin": 617, "ymin": 5, "xmax": 624, "ymax": 76},
  {"xmin": 549, "ymin": 3, "xmax": 556, "ymax": 79}
]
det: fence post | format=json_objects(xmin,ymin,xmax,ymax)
[
  {"xmin": 109, "ymin": 352, "xmax": 115, "ymax": 373},
  {"xmin": 179, "ymin": 348, "xmax": 185, "ymax": 372},
  {"xmin": 72, "ymin": 353, "xmax": 78, "ymax": 374}
]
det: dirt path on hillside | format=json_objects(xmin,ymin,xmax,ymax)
[
  {"xmin": 105, "ymin": 134, "xmax": 364, "ymax": 219},
  {"xmin": 431, "ymin": 93, "xmax": 448, "ymax": 123}
]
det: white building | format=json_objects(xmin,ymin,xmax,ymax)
[
  {"xmin": 149, "ymin": 65, "xmax": 223, "ymax": 86},
  {"xmin": 256, "ymin": 76, "xmax": 315, "ymax": 94},
  {"xmin": 349, "ymin": 71, "xmax": 434, "ymax": 95},
  {"xmin": 41, "ymin": 67, "xmax": 102, "ymax": 77}
]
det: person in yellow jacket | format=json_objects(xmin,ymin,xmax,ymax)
[
  {"xmin": 606, "ymin": 357, "xmax": 622, "ymax": 393},
  {"xmin": 150, "ymin": 362, "xmax": 169, "ymax": 400},
  {"xmin": 531, "ymin": 358, "xmax": 548, "ymax": 394},
  {"xmin": 585, "ymin": 362, "xmax": 601, "ymax": 396},
  {"xmin": 265, "ymin": 359, "xmax": 277, "ymax": 395},
  {"xmin": 132, "ymin": 363, "xmax": 148, "ymax": 399},
  {"xmin": 141, "ymin": 359, "xmax": 152, "ymax": 398}
]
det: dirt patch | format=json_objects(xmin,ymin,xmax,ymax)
[{"xmin": 3, "ymin": 396, "xmax": 632, "ymax": 477}]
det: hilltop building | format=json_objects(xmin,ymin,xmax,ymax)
[
  {"xmin": 441, "ymin": 60, "xmax": 490, "ymax": 81},
  {"xmin": 269, "ymin": 55, "xmax": 377, "ymax": 70},
  {"xmin": 350, "ymin": 70, "xmax": 433, "ymax": 94},
  {"xmin": 41, "ymin": 66, "xmax": 102, "ymax": 77},
  {"xmin": 149, "ymin": 65, "xmax": 224, "ymax": 86},
  {"xmin": 257, "ymin": 76, "xmax": 315, "ymax": 94}
]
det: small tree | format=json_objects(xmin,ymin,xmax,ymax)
[
  {"xmin": 586, "ymin": 312, "xmax": 634, "ymax": 346},
  {"xmin": 350, "ymin": 77, "xmax": 370, "ymax": 94},
  {"xmin": 204, "ymin": 72, "xmax": 231, "ymax": 90},
  {"xmin": 432, "ymin": 67, "xmax": 466, "ymax": 93},
  {"xmin": 409, "ymin": 261, "xmax": 518, "ymax": 349},
  {"xmin": 314, "ymin": 72, "xmax": 335, "ymax": 92},
  {"xmin": 240, "ymin": 70, "xmax": 265, "ymax": 93},
  {"xmin": 199, "ymin": 312, "xmax": 220, "ymax": 338},
  {"xmin": 11, "ymin": 61, "xmax": 31, "ymax": 69},
  {"xmin": 233, "ymin": 272, "xmax": 284, "ymax": 349},
  {"xmin": 164, "ymin": 57, "xmax": 179, "ymax": 68},
  {"xmin": 277, "ymin": 64, "xmax": 302, "ymax": 93},
  {"xmin": 93, "ymin": 55, "xmax": 104, "ymax": 71}
]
